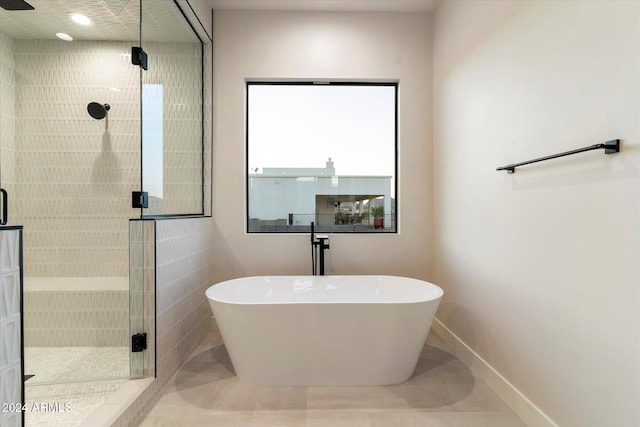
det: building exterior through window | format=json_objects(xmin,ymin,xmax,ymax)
[{"xmin": 248, "ymin": 159, "xmax": 394, "ymax": 232}]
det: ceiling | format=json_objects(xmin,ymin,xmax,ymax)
[
  {"xmin": 0, "ymin": 0, "xmax": 198, "ymax": 42},
  {"xmin": 0, "ymin": 0, "xmax": 439, "ymax": 42},
  {"xmin": 208, "ymin": 0, "xmax": 440, "ymax": 12}
]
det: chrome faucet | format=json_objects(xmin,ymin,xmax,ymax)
[{"xmin": 310, "ymin": 222, "xmax": 330, "ymax": 275}]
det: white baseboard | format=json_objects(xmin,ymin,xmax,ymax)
[{"xmin": 431, "ymin": 318, "xmax": 558, "ymax": 427}]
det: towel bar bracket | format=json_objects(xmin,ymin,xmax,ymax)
[{"xmin": 603, "ymin": 139, "xmax": 620, "ymax": 154}]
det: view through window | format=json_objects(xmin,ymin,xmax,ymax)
[{"xmin": 247, "ymin": 82, "xmax": 397, "ymax": 233}]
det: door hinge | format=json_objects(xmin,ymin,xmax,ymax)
[
  {"xmin": 132, "ymin": 191, "xmax": 148, "ymax": 209},
  {"xmin": 131, "ymin": 46, "xmax": 148, "ymax": 70},
  {"xmin": 132, "ymin": 333, "xmax": 147, "ymax": 352}
]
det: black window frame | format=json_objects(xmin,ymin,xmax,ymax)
[{"xmin": 245, "ymin": 80, "xmax": 398, "ymax": 234}]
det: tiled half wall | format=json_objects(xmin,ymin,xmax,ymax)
[{"xmin": 114, "ymin": 217, "xmax": 215, "ymax": 426}]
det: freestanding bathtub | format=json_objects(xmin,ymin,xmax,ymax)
[{"xmin": 206, "ymin": 275, "xmax": 443, "ymax": 386}]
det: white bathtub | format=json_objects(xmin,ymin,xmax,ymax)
[{"xmin": 206, "ymin": 275, "xmax": 443, "ymax": 386}]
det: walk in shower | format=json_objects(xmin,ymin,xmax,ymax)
[{"xmin": 0, "ymin": 1, "xmax": 210, "ymax": 425}]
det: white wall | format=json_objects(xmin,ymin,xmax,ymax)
[
  {"xmin": 212, "ymin": 10, "xmax": 433, "ymax": 279},
  {"xmin": 433, "ymin": 1, "xmax": 639, "ymax": 426}
]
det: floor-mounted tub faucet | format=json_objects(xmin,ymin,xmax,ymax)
[{"xmin": 310, "ymin": 222, "xmax": 330, "ymax": 275}]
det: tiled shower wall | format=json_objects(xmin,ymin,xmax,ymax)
[
  {"xmin": 154, "ymin": 218, "xmax": 215, "ymax": 377},
  {"xmin": 22, "ymin": 283, "xmax": 129, "ymax": 347},
  {"xmin": 114, "ymin": 217, "xmax": 215, "ymax": 426},
  {"xmin": 7, "ymin": 38, "xmax": 201, "ymax": 278},
  {"xmin": 14, "ymin": 39, "xmax": 139, "ymax": 278},
  {"xmin": 0, "ymin": 33, "xmax": 16, "ymax": 219}
]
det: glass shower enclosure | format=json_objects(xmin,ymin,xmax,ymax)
[{"xmin": 0, "ymin": 1, "xmax": 207, "ymax": 424}]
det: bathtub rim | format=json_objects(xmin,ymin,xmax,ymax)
[{"xmin": 206, "ymin": 274, "xmax": 444, "ymax": 305}]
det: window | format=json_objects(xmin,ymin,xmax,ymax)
[
  {"xmin": 247, "ymin": 82, "xmax": 397, "ymax": 233},
  {"xmin": 142, "ymin": 84, "xmax": 164, "ymax": 205}
]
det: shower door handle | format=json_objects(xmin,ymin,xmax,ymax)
[{"xmin": 0, "ymin": 188, "xmax": 7, "ymax": 225}]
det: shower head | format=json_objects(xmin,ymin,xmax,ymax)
[{"xmin": 87, "ymin": 102, "xmax": 110, "ymax": 120}]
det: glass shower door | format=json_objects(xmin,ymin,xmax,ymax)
[
  {"xmin": 0, "ymin": 0, "xmax": 143, "ymax": 386},
  {"xmin": 1, "ymin": 0, "xmax": 205, "ymax": 409},
  {"xmin": 0, "ymin": 27, "xmax": 14, "ymax": 226},
  {"xmin": 140, "ymin": 0, "xmax": 205, "ymax": 217}
]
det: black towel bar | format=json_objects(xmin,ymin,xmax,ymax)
[{"xmin": 497, "ymin": 139, "xmax": 620, "ymax": 173}]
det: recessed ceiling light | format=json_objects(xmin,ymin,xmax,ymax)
[
  {"xmin": 55, "ymin": 32, "xmax": 73, "ymax": 41},
  {"xmin": 68, "ymin": 12, "xmax": 93, "ymax": 26}
]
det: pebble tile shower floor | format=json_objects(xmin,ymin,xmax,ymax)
[
  {"xmin": 23, "ymin": 346, "xmax": 129, "ymax": 426},
  {"xmin": 140, "ymin": 331, "xmax": 526, "ymax": 426}
]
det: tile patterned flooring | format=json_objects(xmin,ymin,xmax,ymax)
[
  {"xmin": 24, "ymin": 346, "xmax": 129, "ymax": 384},
  {"xmin": 23, "ymin": 346, "xmax": 129, "ymax": 426},
  {"xmin": 140, "ymin": 331, "xmax": 527, "ymax": 426}
]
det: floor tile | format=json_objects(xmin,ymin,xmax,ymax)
[
  {"xmin": 397, "ymin": 384, "xmax": 458, "ymax": 411},
  {"xmin": 140, "ymin": 408, "xmax": 306, "ymax": 427},
  {"xmin": 414, "ymin": 411, "xmax": 527, "ymax": 426},
  {"xmin": 305, "ymin": 412, "xmax": 370, "ymax": 427},
  {"xmin": 306, "ymin": 385, "xmax": 410, "ymax": 412},
  {"xmin": 141, "ymin": 331, "xmax": 526, "ymax": 427},
  {"xmin": 368, "ymin": 411, "xmax": 419, "ymax": 427},
  {"xmin": 447, "ymin": 382, "xmax": 511, "ymax": 412},
  {"xmin": 24, "ymin": 346, "xmax": 128, "ymax": 384}
]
